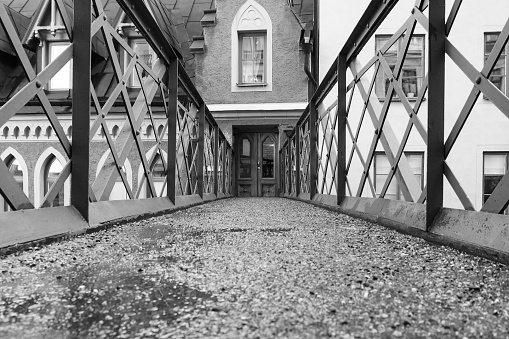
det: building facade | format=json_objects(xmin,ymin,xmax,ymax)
[
  {"xmin": 0, "ymin": 0, "xmax": 312, "ymax": 209},
  {"xmin": 316, "ymin": 0, "xmax": 509, "ymax": 212}
]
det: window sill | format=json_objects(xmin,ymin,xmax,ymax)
[
  {"xmin": 378, "ymin": 96, "xmax": 425, "ymax": 102},
  {"xmin": 236, "ymin": 83, "xmax": 268, "ymax": 87}
]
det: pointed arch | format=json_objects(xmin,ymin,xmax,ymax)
[
  {"xmin": 231, "ymin": 0, "xmax": 272, "ymax": 93},
  {"xmin": 1, "ymin": 147, "xmax": 29, "ymax": 196},
  {"xmin": 138, "ymin": 145, "xmax": 168, "ymax": 198},
  {"xmin": 24, "ymin": 126, "xmax": 30, "ymax": 139},
  {"xmin": 34, "ymin": 147, "xmax": 70, "ymax": 207},
  {"xmin": 96, "ymin": 149, "xmax": 133, "ymax": 200}
]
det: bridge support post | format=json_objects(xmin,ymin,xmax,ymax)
[
  {"xmin": 166, "ymin": 59, "xmax": 178, "ymax": 204},
  {"xmin": 337, "ymin": 53, "xmax": 347, "ymax": 205},
  {"xmin": 213, "ymin": 124, "xmax": 219, "ymax": 196},
  {"xmin": 427, "ymin": 0, "xmax": 446, "ymax": 230},
  {"xmin": 71, "ymin": 0, "xmax": 92, "ymax": 221},
  {"xmin": 286, "ymin": 144, "xmax": 292, "ymax": 195},
  {"xmin": 295, "ymin": 127, "xmax": 301, "ymax": 197},
  {"xmin": 222, "ymin": 136, "xmax": 227, "ymax": 195},
  {"xmin": 309, "ymin": 100, "xmax": 318, "ymax": 200},
  {"xmin": 197, "ymin": 104, "xmax": 205, "ymax": 199}
]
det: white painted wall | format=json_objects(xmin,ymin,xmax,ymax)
[{"xmin": 318, "ymin": 0, "xmax": 509, "ymax": 211}]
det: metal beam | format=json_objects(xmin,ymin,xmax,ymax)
[
  {"xmin": 71, "ymin": 0, "xmax": 92, "ymax": 220},
  {"xmin": 427, "ymin": 0, "xmax": 445, "ymax": 230},
  {"xmin": 167, "ymin": 59, "xmax": 178, "ymax": 204},
  {"xmin": 337, "ymin": 53, "xmax": 347, "ymax": 204},
  {"xmin": 197, "ymin": 104, "xmax": 206, "ymax": 199},
  {"xmin": 309, "ymin": 101, "xmax": 318, "ymax": 199}
]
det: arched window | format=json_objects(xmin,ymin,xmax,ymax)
[
  {"xmin": 146, "ymin": 125, "xmax": 153, "ymax": 138},
  {"xmin": 67, "ymin": 125, "xmax": 72, "ymax": 139},
  {"xmin": 146, "ymin": 153, "xmax": 166, "ymax": 197},
  {"xmin": 157, "ymin": 124, "xmax": 164, "ymax": 138},
  {"xmin": 231, "ymin": 0, "xmax": 272, "ymax": 92},
  {"xmin": 96, "ymin": 150, "xmax": 132, "ymax": 201},
  {"xmin": 2, "ymin": 157, "xmax": 23, "ymax": 211},
  {"xmin": 35, "ymin": 126, "xmax": 41, "ymax": 138},
  {"xmin": 13, "ymin": 126, "xmax": 19, "ymax": 139},
  {"xmin": 112, "ymin": 125, "xmax": 119, "ymax": 138},
  {"xmin": 44, "ymin": 156, "xmax": 64, "ymax": 207},
  {"xmin": 24, "ymin": 126, "xmax": 30, "ymax": 139},
  {"xmin": 46, "ymin": 126, "xmax": 52, "ymax": 139},
  {"xmin": 261, "ymin": 136, "xmax": 275, "ymax": 178},
  {"xmin": 3, "ymin": 126, "xmax": 8, "ymax": 139}
]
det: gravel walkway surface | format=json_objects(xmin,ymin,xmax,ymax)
[{"xmin": 1, "ymin": 198, "xmax": 508, "ymax": 338}]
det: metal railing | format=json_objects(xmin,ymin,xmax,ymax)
[
  {"xmin": 0, "ymin": 0, "xmax": 232, "ymax": 248},
  {"xmin": 280, "ymin": 0, "xmax": 509, "ymax": 260}
]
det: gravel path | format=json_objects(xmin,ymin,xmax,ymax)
[{"xmin": 1, "ymin": 198, "xmax": 508, "ymax": 338}]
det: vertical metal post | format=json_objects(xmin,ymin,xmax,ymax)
[
  {"xmin": 71, "ymin": 0, "xmax": 91, "ymax": 221},
  {"xmin": 197, "ymin": 104, "xmax": 205, "ymax": 199},
  {"xmin": 287, "ymin": 145, "xmax": 290, "ymax": 195},
  {"xmin": 213, "ymin": 124, "xmax": 219, "ymax": 196},
  {"xmin": 309, "ymin": 101, "xmax": 318, "ymax": 200},
  {"xmin": 222, "ymin": 138, "xmax": 227, "ymax": 195},
  {"xmin": 295, "ymin": 127, "xmax": 301, "ymax": 197},
  {"xmin": 166, "ymin": 58, "xmax": 178, "ymax": 204},
  {"xmin": 427, "ymin": 0, "xmax": 445, "ymax": 230},
  {"xmin": 337, "ymin": 54, "xmax": 347, "ymax": 205}
]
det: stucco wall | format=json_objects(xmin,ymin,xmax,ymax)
[{"xmin": 194, "ymin": 0, "xmax": 308, "ymax": 104}]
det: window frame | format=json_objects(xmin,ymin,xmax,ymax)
[
  {"xmin": 237, "ymin": 31, "xmax": 267, "ymax": 86},
  {"xmin": 125, "ymin": 38, "xmax": 156, "ymax": 88},
  {"xmin": 375, "ymin": 34, "xmax": 425, "ymax": 101},
  {"xmin": 482, "ymin": 151, "xmax": 509, "ymax": 214},
  {"xmin": 373, "ymin": 151, "xmax": 424, "ymax": 200},
  {"xmin": 484, "ymin": 32, "xmax": 508, "ymax": 97},
  {"xmin": 45, "ymin": 41, "xmax": 73, "ymax": 91}
]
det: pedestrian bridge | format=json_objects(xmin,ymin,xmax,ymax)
[
  {"xmin": 1, "ymin": 0, "xmax": 508, "ymax": 264},
  {"xmin": 1, "ymin": 0, "xmax": 509, "ymax": 336}
]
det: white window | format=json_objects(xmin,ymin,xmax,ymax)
[
  {"xmin": 48, "ymin": 42, "xmax": 72, "ymax": 90},
  {"xmin": 239, "ymin": 33, "xmax": 266, "ymax": 84},
  {"xmin": 128, "ymin": 39, "xmax": 157, "ymax": 88},
  {"xmin": 485, "ymin": 32, "xmax": 508, "ymax": 96},
  {"xmin": 483, "ymin": 152, "xmax": 509, "ymax": 213},
  {"xmin": 374, "ymin": 152, "xmax": 423, "ymax": 200},
  {"xmin": 375, "ymin": 35, "xmax": 425, "ymax": 99},
  {"xmin": 231, "ymin": 0, "xmax": 272, "ymax": 92}
]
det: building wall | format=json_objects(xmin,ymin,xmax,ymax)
[
  {"xmin": 0, "ymin": 138, "xmax": 163, "ymax": 206},
  {"xmin": 194, "ymin": 0, "xmax": 308, "ymax": 105},
  {"xmin": 318, "ymin": 0, "xmax": 509, "ymax": 211}
]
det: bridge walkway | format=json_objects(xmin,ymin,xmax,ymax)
[{"xmin": 1, "ymin": 198, "xmax": 508, "ymax": 338}]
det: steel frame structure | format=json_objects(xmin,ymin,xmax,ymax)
[
  {"xmin": 280, "ymin": 0, "xmax": 509, "ymax": 263},
  {"xmin": 0, "ymin": 0, "xmax": 232, "ymax": 249}
]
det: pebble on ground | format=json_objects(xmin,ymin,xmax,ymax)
[{"xmin": 1, "ymin": 198, "xmax": 508, "ymax": 338}]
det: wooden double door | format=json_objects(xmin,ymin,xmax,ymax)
[{"xmin": 236, "ymin": 132, "xmax": 278, "ymax": 197}]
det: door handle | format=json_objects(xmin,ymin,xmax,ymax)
[{"xmin": 257, "ymin": 161, "xmax": 260, "ymax": 170}]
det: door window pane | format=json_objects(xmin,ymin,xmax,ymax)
[
  {"xmin": 262, "ymin": 138, "xmax": 274, "ymax": 178},
  {"xmin": 240, "ymin": 138, "xmax": 251, "ymax": 178}
]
